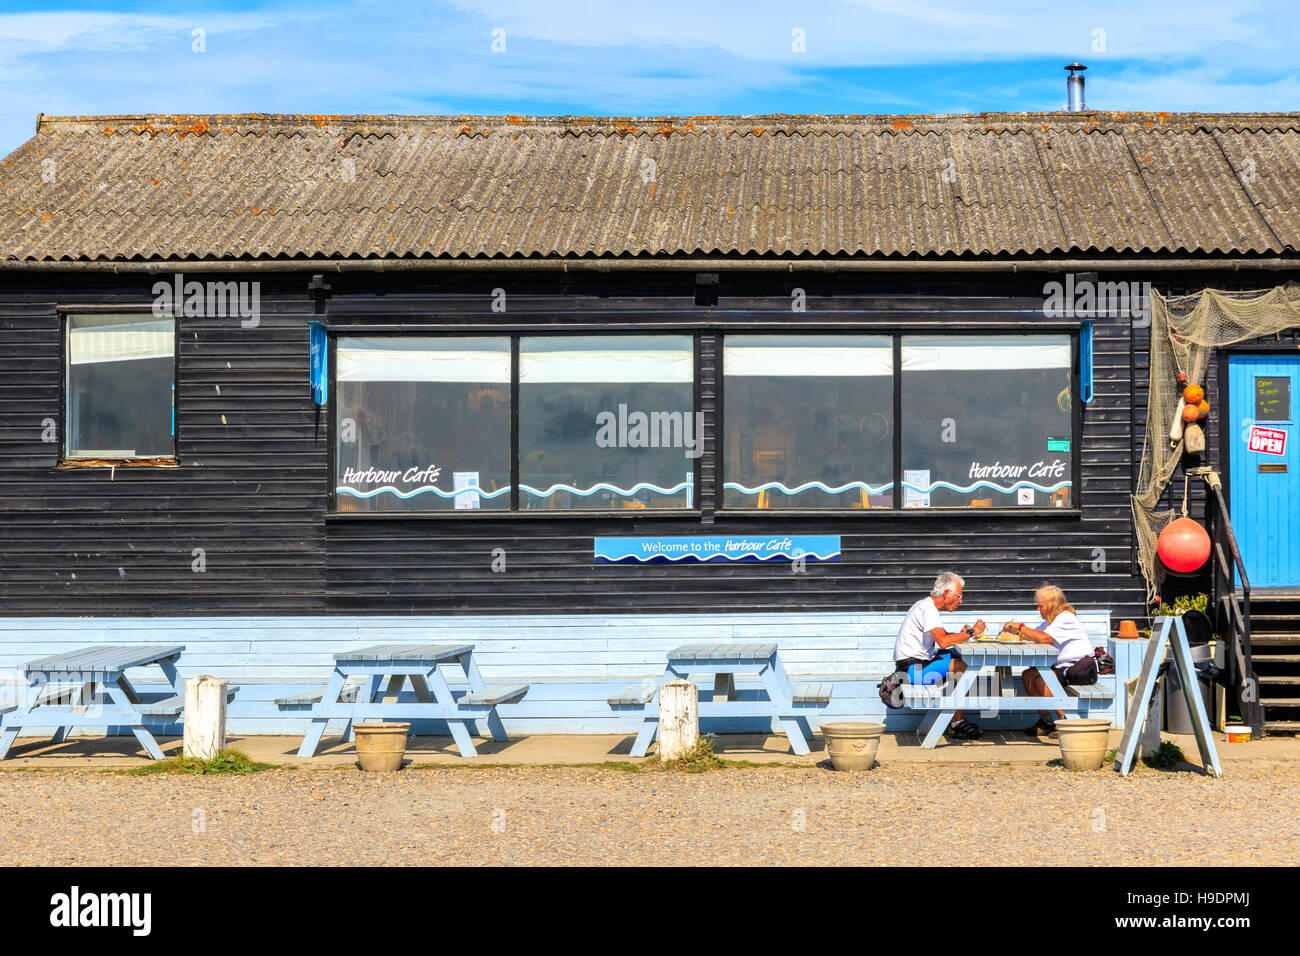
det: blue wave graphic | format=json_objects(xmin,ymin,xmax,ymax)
[
  {"xmin": 903, "ymin": 480, "xmax": 1072, "ymax": 494},
  {"xmin": 519, "ymin": 481, "xmax": 692, "ymax": 498},
  {"xmin": 723, "ymin": 480, "xmax": 894, "ymax": 495},
  {"xmin": 337, "ymin": 484, "xmax": 511, "ymax": 500}
]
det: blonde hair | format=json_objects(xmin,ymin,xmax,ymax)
[{"xmin": 1035, "ymin": 584, "xmax": 1076, "ymax": 623}]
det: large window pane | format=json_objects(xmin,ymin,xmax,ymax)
[
  {"xmin": 66, "ymin": 314, "xmax": 174, "ymax": 458},
  {"xmin": 723, "ymin": 335, "xmax": 894, "ymax": 509},
  {"xmin": 901, "ymin": 335, "xmax": 1074, "ymax": 508},
  {"xmin": 519, "ymin": 336, "xmax": 695, "ymax": 510},
  {"xmin": 335, "ymin": 337, "xmax": 510, "ymax": 512}
]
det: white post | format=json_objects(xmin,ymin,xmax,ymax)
[
  {"xmin": 658, "ymin": 678, "xmax": 698, "ymax": 761},
  {"xmin": 183, "ymin": 675, "xmax": 227, "ymax": 760}
]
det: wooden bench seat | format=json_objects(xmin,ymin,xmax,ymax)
[
  {"xmin": 459, "ymin": 684, "xmax": 529, "ymax": 707},
  {"xmin": 139, "ymin": 685, "xmax": 238, "ymax": 717},
  {"xmin": 276, "ymin": 685, "xmax": 358, "ymax": 707},
  {"xmin": 793, "ymin": 682, "xmax": 833, "ymax": 704},
  {"xmin": 900, "ymin": 677, "xmax": 1116, "ymax": 708},
  {"xmin": 608, "ymin": 683, "xmax": 658, "ymax": 706}
]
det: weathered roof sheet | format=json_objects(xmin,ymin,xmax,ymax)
[{"xmin": 1, "ymin": 112, "xmax": 1297, "ymax": 262}]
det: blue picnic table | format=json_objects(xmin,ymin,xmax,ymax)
[
  {"xmin": 609, "ymin": 643, "xmax": 832, "ymax": 757},
  {"xmin": 277, "ymin": 643, "xmax": 528, "ymax": 758},
  {"xmin": 901, "ymin": 639, "xmax": 1115, "ymax": 748},
  {"xmin": 0, "ymin": 644, "xmax": 202, "ymax": 760}
]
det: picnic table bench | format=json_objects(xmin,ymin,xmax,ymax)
[
  {"xmin": 610, "ymin": 643, "xmax": 832, "ymax": 756},
  {"xmin": 0, "ymin": 644, "xmax": 235, "ymax": 760},
  {"xmin": 277, "ymin": 643, "xmax": 528, "ymax": 758},
  {"xmin": 902, "ymin": 639, "xmax": 1115, "ymax": 748}
]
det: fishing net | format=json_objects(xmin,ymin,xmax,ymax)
[{"xmin": 1132, "ymin": 283, "xmax": 1300, "ymax": 604}]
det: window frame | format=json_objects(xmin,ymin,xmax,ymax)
[
  {"xmin": 714, "ymin": 329, "xmax": 1083, "ymax": 518},
  {"xmin": 327, "ymin": 330, "xmax": 704, "ymax": 518},
  {"xmin": 324, "ymin": 325, "xmax": 1083, "ymax": 520},
  {"xmin": 57, "ymin": 308, "xmax": 179, "ymax": 467}
]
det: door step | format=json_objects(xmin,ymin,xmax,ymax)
[
  {"xmin": 1258, "ymin": 675, "xmax": 1300, "ymax": 684},
  {"xmin": 1249, "ymin": 653, "xmax": 1300, "ymax": 662},
  {"xmin": 1265, "ymin": 721, "xmax": 1300, "ymax": 732},
  {"xmin": 1251, "ymin": 633, "xmax": 1300, "ymax": 644}
]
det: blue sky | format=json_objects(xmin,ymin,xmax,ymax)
[{"xmin": 1, "ymin": 0, "xmax": 1297, "ymax": 153}]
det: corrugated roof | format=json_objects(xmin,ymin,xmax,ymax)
[{"xmin": 1, "ymin": 112, "xmax": 1297, "ymax": 262}]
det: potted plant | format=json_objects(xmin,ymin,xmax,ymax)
[
  {"xmin": 821, "ymin": 722, "xmax": 885, "ymax": 771},
  {"xmin": 353, "ymin": 721, "xmax": 411, "ymax": 772},
  {"xmin": 1055, "ymin": 718, "xmax": 1112, "ymax": 770}
]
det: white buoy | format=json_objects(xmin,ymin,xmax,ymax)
[
  {"xmin": 658, "ymin": 678, "xmax": 699, "ymax": 761},
  {"xmin": 183, "ymin": 675, "xmax": 227, "ymax": 760}
]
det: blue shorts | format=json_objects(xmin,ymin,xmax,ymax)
[{"xmin": 898, "ymin": 649, "xmax": 958, "ymax": 686}]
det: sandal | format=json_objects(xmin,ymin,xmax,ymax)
[
  {"xmin": 1022, "ymin": 718, "xmax": 1057, "ymax": 737},
  {"xmin": 946, "ymin": 719, "xmax": 983, "ymax": 741}
]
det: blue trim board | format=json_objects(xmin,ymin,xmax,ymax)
[
  {"xmin": 594, "ymin": 535, "xmax": 840, "ymax": 563},
  {"xmin": 0, "ymin": 611, "xmax": 1115, "ymax": 737}
]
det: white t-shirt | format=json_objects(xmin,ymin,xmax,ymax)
[
  {"xmin": 894, "ymin": 596, "xmax": 944, "ymax": 662},
  {"xmin": 1038, "ymin": 610, "xmax": 1093, "ymax": 668}
]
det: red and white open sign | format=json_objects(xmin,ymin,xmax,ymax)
[{"xmin": 1248, "ymin": 425, "xmax": 1288, "ymax": 456}]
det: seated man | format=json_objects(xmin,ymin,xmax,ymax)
[
  {"xmin": 1005, "ymin": 584, "xmax": 1099, "ymax": 738},
  {"xmin": 893, "ymin": 571, "xmax": 987, "ymax": 741}
]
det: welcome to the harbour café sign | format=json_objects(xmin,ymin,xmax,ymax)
[{"xmin": 594, "ymin": 535, "xmax": 840, "ymax": 564}]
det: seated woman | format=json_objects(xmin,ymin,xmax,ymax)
[{"xmin": 1005, "ymin": 585, "xmax": 1098, "ymax": 738}]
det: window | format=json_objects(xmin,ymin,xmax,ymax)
[
  {"xmin": 65, "ymin": 314, "xmax": 175, "ymax": 459},
  {"xmin": 334, "ymin": 337, "xmax": 511, "ymax": 512},
  {"xmin": 900, "ymin": 335, "xmax": 1074, "ymax": 508},
  {"xmin": 519, "ymin": 336, "xmax": 695, "ymax": 510},
  {"xmin": 723, "ymin": 335, "xmax": 894, "ymax": 509},
  {"xmin": 327, "ymin": 329, "xmax": 1078, "ymax": 516}
]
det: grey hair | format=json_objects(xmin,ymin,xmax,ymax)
[{"xmin": 931, "ymin": 571, "xmax": 965, "ymax": 598}]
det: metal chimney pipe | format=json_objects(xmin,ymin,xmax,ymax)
[{"xmin": 1065, "ymin": 62, "xmax": 1087, "ymax": 112}]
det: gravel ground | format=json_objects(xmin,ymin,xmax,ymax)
[{"xmin": 2, "ymin": 761, "xmax": 1295, "ymax": 866}]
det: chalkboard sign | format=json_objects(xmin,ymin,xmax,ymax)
[{"xmin": 1256, "ymin": 376, "xmax": 1290, "ymax": 421}]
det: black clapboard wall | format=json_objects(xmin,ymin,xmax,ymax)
[{"xmin": 0, "ymin": 268, "xmax": 1282, "ymax": 621}]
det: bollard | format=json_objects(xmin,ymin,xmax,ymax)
[
  {"xmin": 658, "ymin": 678, "xmax": 698, "ymax": 761},
  {"xmin": 183, "ymin": 675, "xmax": 227, "ymax": 760}
]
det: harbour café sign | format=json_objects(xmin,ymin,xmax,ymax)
[{"xmin": 595, "ymin": 536, "xmax": 841, "ymax": 564}]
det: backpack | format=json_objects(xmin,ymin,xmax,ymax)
[
  {"xmin": 878, "ymin": 669, "xmax": 909, "ymax": 709},
  {"xmin": 1093, "ymin": 646, "xmax": 1115, "ymax": 675}
]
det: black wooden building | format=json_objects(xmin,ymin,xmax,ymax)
[{"xmin": 1, "ymin": 113, "xmax": 1297, "ymax": 717}]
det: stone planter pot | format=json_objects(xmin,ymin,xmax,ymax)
[
  {"xmin": 353, "ymin": 722, "xmax": 410, "ymax": 772},
  {"xmin": 821, "ymin": 722, "xmax": 886, "ymax": 771},
  {"xmin": 1055, "ymin": 718, "xmax": 1112, "ymax": 771}
]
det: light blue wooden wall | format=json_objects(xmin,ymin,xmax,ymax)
[{"xmin": 0, "ymin": 611, "xmax": 1116, "ymax": 737}]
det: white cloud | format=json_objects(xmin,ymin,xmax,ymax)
[
  {"xmin": 0, "ymin": 0, "xmax": 1294, "ymax": 156},
  {"xmin": 445, "ymin": 0, "xmax": 1291, "ymax": 65}
]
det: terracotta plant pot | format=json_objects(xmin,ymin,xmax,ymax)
[
  {"xmin": 821, "ymin": 721, "xmax": 885, "ymax": 771},
  {"xmin": 1055, "ymin": 718, "xmax": 1112, "ymax": 771},
  {"xmin": 353, "ymin": 721, "xmax": 410, "ymax": 772}
]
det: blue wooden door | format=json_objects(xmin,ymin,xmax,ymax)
[{"xmin": 1229, "ymin": 355, "xmax": 1300, "ymax": 587}]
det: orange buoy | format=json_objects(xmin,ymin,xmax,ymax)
[
  {"xmin": 1184, "ymin": 384, "xmax": 1204, "ymax": 404},
  {"xmin": 1157, "ymin": 517, "xmax": 1211, "ymax": 573},
  {"xmin": 1197, "ymin": 399, "xmax": 1210, "ymax": 419},
  {"xmin": 1182, "ymin": 403, "xmax": 1200, "ymax": 422}
]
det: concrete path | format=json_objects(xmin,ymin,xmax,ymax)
[{"xmin": 0, "ymin": 729, "xmax": 1294, "ymax": 769}]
